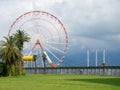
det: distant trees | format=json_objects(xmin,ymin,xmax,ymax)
[{"xmin": 0, "ymin": 30, "xmax": 30, "ymax": 76}]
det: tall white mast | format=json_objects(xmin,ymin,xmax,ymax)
[
  {"xmin": 95, "ymin": 49, "xmax": 98, "ymax": 67},
  {"xmin": 103, "ymin": 49, "xmax": 106, "ymax": 63},
  {"xmin": 87, "ymin": 50, "xmax": 89, "ymax": 67}
]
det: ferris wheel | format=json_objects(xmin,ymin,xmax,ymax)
[{"xmin": 8, "ymin": 11, "xmax": 69, "ymax": 67}]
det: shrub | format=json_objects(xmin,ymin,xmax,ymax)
[
  {"xmin": 11, "ymin": 65, "xmax": 19, "ymax": 76},
  {"xmin": 0, "ymin": 62, "xmax": 8, "ymax": 76},
  {"xmin": 22, "ymin": 69, "xmax": 26, "ymax": 75},
  {"xmin": 102, "ymin": 62, "xmax": 106, "ymax": 67},
  {"xmin": 0, "ymin": 62, "xmax": 3, "ymax": 76}
]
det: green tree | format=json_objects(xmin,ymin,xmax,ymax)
[
  {"xmin": 102, "ymin": 62, "xmax": 106, "ymax": 67},
  {"xmin": 42, "ymin": 53, "xmax": 47, "ymax": 74},
  {"xmin": 0, "ymin": 36, "xmax": 22, "ymax": 76},
  {"xmin": 102, "ymin": 62, "xmax": 106, "ymax": 75},
  {"xmin": 13, "ymin": 30, "xmax": 30, "ymax": 51},
  {"xmin": 13, "ymin": 30, "xmax": 30, "ymax": 75}
]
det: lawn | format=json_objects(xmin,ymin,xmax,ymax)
[{"xmin": 0, "ymin": 74, "xmax": 120, "ymax": 90}]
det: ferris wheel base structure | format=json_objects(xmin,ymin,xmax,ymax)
[
  {"xmin": 50, "ymin": 63, "xmax": 56, "ymax": 68},
  {"xmin": 23, "ymin": 40, "xmax": 56, "ymax": 68},
  {"xmin": 23, "ymin": 55, "xmax": 55, "ymax": 68},
  {"xmin": 43, "ymin": 51, "xmax": 56, "ymax": 68}
]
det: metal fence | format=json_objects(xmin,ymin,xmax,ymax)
[{"xmin": 25, "ymin": 66, "xmax": 120, "ymax": 76}]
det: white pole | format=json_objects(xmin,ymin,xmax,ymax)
[
  {"xmin": 103, "ymin": 49, "xmax": 105, "ymax": 63},
  {"xmin": 87, "ymin": 50, "xmax": 89, "ymax": 67},
  {"xmin": 95, "ymin": 49, "xmax": 98, "ymax": 67}
]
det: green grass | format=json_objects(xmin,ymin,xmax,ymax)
[{"xmin": 0, "ymin": 74, "xmax": 120, "ymax": 90}]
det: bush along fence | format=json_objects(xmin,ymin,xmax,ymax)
[
  {"xmin": 0, "ymin": 62, "xmax": 8, "ymax": 76},
  {"xmin": 0, "ymin": 62, "xmax": 26, "ymax": 76},
  {"xmin": 25, "ymin": 66, "xmax": 120, "ymax": 76}
]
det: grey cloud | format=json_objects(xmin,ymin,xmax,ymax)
[
  {"xmin": 51, "ymin": 0, "xmax": 120, "ymax": 50},
  {"xmin": 0, "ymin": 0, "xmax": 120, "ymax": 51}
]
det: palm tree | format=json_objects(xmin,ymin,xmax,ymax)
[
  {"xmin": 0, "ymin": 36, "xmax": 22, "ymax": 76},
  {"xmin": 102, "ymin": 62, "xmax": 106, "ymax": 75},
  {"xmin": 42, "ymin": 53, "xmax": 47, "ymax": 74},
  {"xmin": 13, "ymin": 30, "xmax": 30, "ymax": 75},
  {"xmin": 13, "ymin": 30, "xmax": 30, "ymax": 51}
]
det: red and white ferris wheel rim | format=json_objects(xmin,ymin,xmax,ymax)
[{"xmin": 8, "ymin": 10, "xmax": 68, "ymax": 65}]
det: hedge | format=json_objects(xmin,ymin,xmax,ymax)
[{"xmin": 0, "ymin": 62, "xmax": 8, "ymax": 76}]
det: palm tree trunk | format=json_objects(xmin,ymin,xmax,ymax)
[
  {"xmin": 34, "ymin": 61, "xmax": 37, "ymax": 74},
  {"xmin": 43, "ymin": 60, "xmax": 46, "ymax": 74},
  {"xmin": 9, "ymin": 65, "xmax": 12, "ymax": 77},
  {"xmin": 19, "ymin": 61, "xmax": 22, "ymax": 75}
]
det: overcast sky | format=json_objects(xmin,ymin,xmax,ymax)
[{"xmin": 0, "ymin": 0, "xmax": 120, "ymax": 51}]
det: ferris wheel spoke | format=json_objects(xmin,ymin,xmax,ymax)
[
  {"xmin": 45, "ymin": 47, "xmax": 59, "ymax": 61},
  {"xmin": 45, "ymin": 36, "xmax": 59, "ymax": 41},
  {"xmin": 46, "ymin": 41, "xmax": 66, "ymax": 45},
  {"xmin": 38, "ymin": 49, "xmax": 44, "ymax": 67},
  {"xmin": 46, "ymin": 44, "xmax": 64, "ymax": 53}
]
